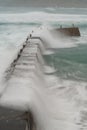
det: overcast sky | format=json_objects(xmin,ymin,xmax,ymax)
[{"xmin": 0, "ymin": 0, "xmax": 87, "ymax": 8}]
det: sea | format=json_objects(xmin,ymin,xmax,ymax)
[{"xmin": 0, "ymin": 7, "xmax": 87, "ymax": 130}]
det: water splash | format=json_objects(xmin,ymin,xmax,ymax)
[{"xmin": 0, "ymin": 25, "xmax": 87, "ymax": 130}]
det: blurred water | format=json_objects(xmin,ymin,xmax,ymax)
[{"xmin": 0, "ymin": 7, "xmax": 87, "ymax": 130}]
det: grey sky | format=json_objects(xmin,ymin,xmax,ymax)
[{"xmin": 0, "ymin": 0, "xmax": 87, "ymax": 8}]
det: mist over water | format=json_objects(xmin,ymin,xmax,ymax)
[{"xmin": 0, "ymin": 8, "xmax": 87, "ymax": 130}]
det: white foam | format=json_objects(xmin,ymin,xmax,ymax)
[
  {"xmin": 39, "ymin": 28, "xmax": 77, "ymax": 48},
  {"xmin": 0, "ymin": 12, "xmax": 87, "ymax": 23},
  {"xmin": 0, "ymin": 10, "xmax": 87, "ymax": 130},
  {"xmin": 44, "ymin": 65, "xmax": 56, "ymax": 74}
]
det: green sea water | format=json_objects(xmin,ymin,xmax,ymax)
[
  {"xmin": 45, "ymin": 44, "xmax": 87, "ymax": 81},
  {"xmin": 0, "ymin": 7, "xmax": 87, "ymax": 130}
]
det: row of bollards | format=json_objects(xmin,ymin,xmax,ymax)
[
  {"xmin": 11, "ymin": 33, "xmax": 33, "ymax": 67},
  {"xmin": 5, "ymin": 32, "xmax": 33, "ymax": 81}
]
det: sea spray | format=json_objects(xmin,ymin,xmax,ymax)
[
  {"xmin": 0, "ymin": 28, "xmax": 80, "ymax": 130},
  {"xmin": 0, "ymin": 8, "xmax": 87, "ymax": 130},
  {"xmin": 40, "ymin": 28, "xmax": 78, "ymax": 48}
]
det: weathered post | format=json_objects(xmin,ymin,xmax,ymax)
[{"xmin": 23, "ymin": 112, "xmax": 36, "ymax": 130}]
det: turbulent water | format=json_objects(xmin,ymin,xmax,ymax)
[{"xmin": 0, "ymin": 7, "xmax": 87, "ymax": 130}]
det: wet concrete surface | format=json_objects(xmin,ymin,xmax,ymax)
[{"xmin": 0, "ymin": 107, "xmax": 25, "ymax": 130}]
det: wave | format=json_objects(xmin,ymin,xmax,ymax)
[
  {"xmin": 0, "ymin": 11, "xmax": 87, "ymax": 24},
  {"xmin": 0, "ymin": 22, "xmax": 41, "ymax": 26},
  {"xmin": 0, "ymin": 17, "xmax": 87, "ymax": 129}
]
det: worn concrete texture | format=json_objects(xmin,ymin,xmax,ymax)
[{"xmin": 0, "ymin": 107, "xmax": 25, "ymax": 130}]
